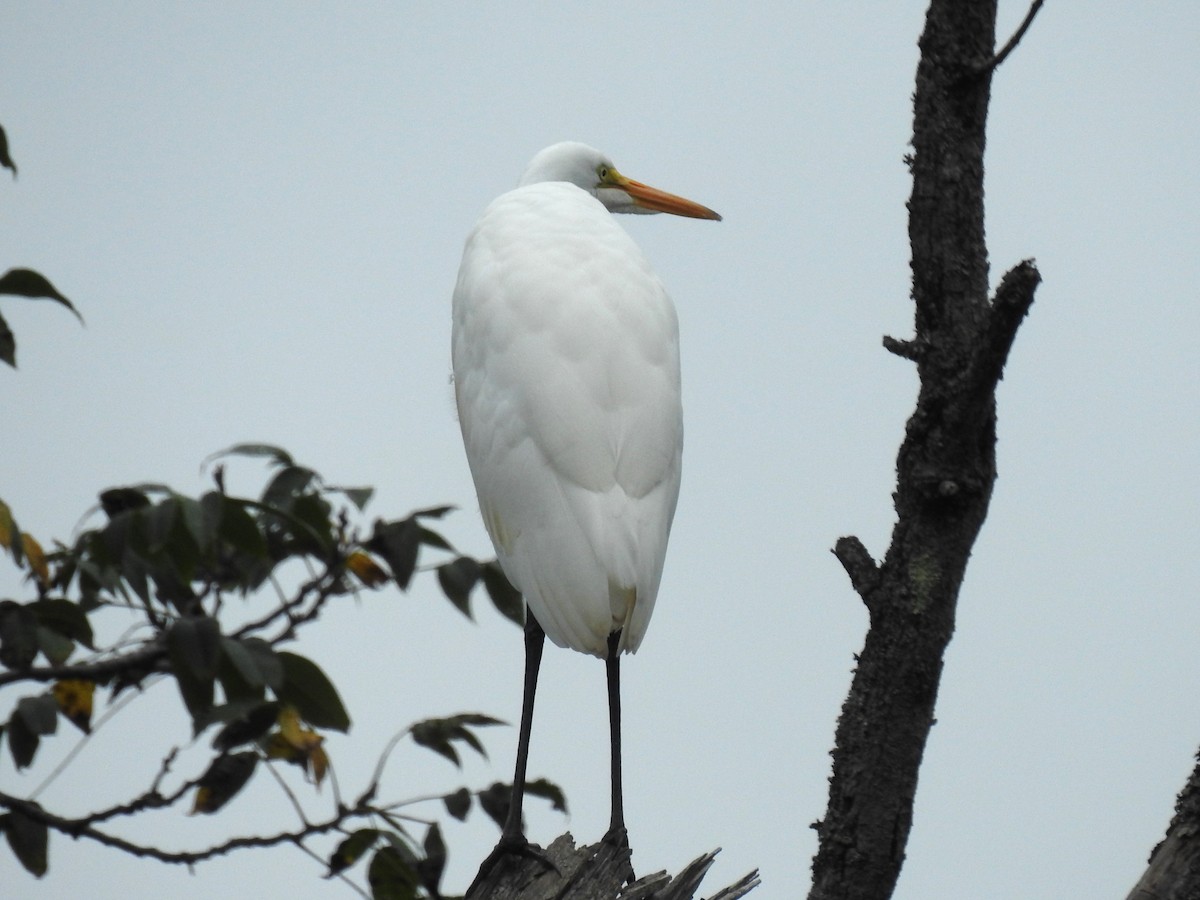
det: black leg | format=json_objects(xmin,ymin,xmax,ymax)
[
  {"xmin": 602, "ymin": 629, "xmax": 634, "ymax": 884},
  {"xmin": 502, "ymin": 610, "xmax": 546, "ymax": 843},
  {"xmin": 467, "ymin": 611, "xmax": 552, "ymax": 897},
  {"xmin": 605, "ymin": 629, "xmax": 625, "ymax": 838}
]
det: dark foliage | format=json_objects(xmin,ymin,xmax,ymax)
[{"xmin": 0, "ymin": 444, "xmax": 554, "ymax": 898}]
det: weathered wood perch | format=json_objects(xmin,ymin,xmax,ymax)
[{"xmin": 465, "ymin": 833, "xmax": 760, "ymax": 899}]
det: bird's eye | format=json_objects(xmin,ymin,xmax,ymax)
[{"xmin": 598, "ymin": 166, "xmax": 609, "ymax": 181}]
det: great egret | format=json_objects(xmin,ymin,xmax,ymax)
[{"xmin": 452, "ymin": 142, "xmax": 720, "ymax": 882}]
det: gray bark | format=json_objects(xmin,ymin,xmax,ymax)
[
  {"xmin": 466, "ymin": 834, "xmax": 759, "ymax": 899},
  {"xmin": 809, "ymin": 3, "xmax": 1040, "ymax": 898}
]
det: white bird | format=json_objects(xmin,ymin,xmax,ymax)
[{"xmin": 452, "ymin": 141, "xmax": 720, "ymax": 884}]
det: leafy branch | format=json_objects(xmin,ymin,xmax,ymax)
[
  {"xmin": 0, "ymin": 717, "xmax": 537, "ymax": 887},
  {"xmin": 0, "ymin": 445, "xmax": 557, "ymax": 897},
  {"xmin": 0, "ymin": 121, "xmax": 83, "ymax": 368}
]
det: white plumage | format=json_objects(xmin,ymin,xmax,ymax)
[
  {"xmin": 453, "ymin": 143, "xmax": 717, "ymax": 658},
  {"xmin": 453, "ymin": 143, "xmax": 720, "ymax": 880}
]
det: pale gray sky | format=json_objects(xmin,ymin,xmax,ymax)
[{"xmin": 3, "ymin": 3, "xmax": 1198, "ymax": 898}]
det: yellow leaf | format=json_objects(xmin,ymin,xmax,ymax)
[
  {"xmin": 191, "ymin": 786, "xmax": 216, "ymax": 814},
  {"xmin": 21, "ymin": 534, "xmax": 48, "ymax": 587},
  {"xmin": 347, "ymin": 550, "xmax": 388, "ymax": 587},
  {"xmin": 309, "ymin": 743, "xmax": 329, "ymax": 788},
  {"xmin": 0, "ymin": 499, "xmax": 13, "ymax": 552},
  {"xmin": 263, "ymin": 731, "xmax": 302, "ymax": 763},
  {"xmin": 277, "ymin": 705, "xmax": 305, "ymax": 746},
  {"xmin": 268, "ymin": 706, "xmax": 327, "ymax": 786},
  {"xmin": 52, "ymin": 679, "xmax": 95, "ymax": 733}
]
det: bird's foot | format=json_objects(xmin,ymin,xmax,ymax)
[
  {"xmin": 466, "ymin": 833, "xmax": 558, "ymax": 897},
  {"xmin": 600, "ymin": 825, "xmax": 635, "ymax": 884},
  {"xmin": 602, "ymin": 824, "xmax": 629, "ymax": 850}
]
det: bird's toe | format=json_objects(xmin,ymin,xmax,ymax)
[{"xmin": 466, "ymin": 834, "xmax": 558, "ymax": 897}]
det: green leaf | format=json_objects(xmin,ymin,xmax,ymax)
[
  {"xmin": 118, "ymin": 545, "xmax": 151, "ymax": 607},
  {"xmin": 367, "ymin": 517, "xmax": 420, "ymax": 590},
  {"xmin": 193, "ymin": 697, "xmax": 270, "ymax": 732},
  {"xmin": 453, "ymin": 712, "xmax": 505, "ymax": 727},
  {"xmin": 417, "ymin": 822, "xmax": 446, "ymax": 895},
  {"xmin": 0, "ymin": 600, "xmax": 39, "ymax": 670},
  {"xmin": 145, "ymin": 557, "xmax": 198, "ymax": 612},
  {"xmin": 477, "ymin": 778, "xmax": 566, "ymax": 829},
  {"xmin": 416, "ymin": 526, "xmax": 454, "ymax": 553},
  {"xmin": 205, "ymin": 443, "xmax": 294, "ymax": 470},
  {"xmin": 367, "ymin": 846, "xmax": 419, "ymax": 900},
  {"xmin": 0, "ymin": 268, "xmax": 82, "ymax": 323},
  {"xmin": 286, "ymin": 492, "xmax": 334, "ymax": 552},
  {"xmin": 212, "ymin": 700, "xmax": 280, "ymax": 751},
  {"xmin": 95, "ymin": 510, "xmax": 134, "ymax": 564},
  {"xmin": 145, "ymin": 496, "xmax": 177, "ymax": 552},
  {"xmin": 0, "ymin": 309, "xmax": 13, "ymax": 368},
  {"xmin": 142, "ymin": 500, "xmax": 200, "ymax": 586},
  {"xmin": 198, "ymin": 491, "xmax": 225, "ymax": 548},
  {"xmin": 481, "ymin": 561, "xmax": 524, "ymax": 626},
  {"xmin": 477, "ymin": 781, "xmax": 510, "ymax": 829},
  {"xmin": 262, "ymin": 465, "xmax": 319, "ymax": 510},
  {"xmin": 73, "ymin": 557, "xmax": 116, "ymax": 610},
  {"xmin": 215, "ymin": 638, "xmax": 284, "ymax": 702},
  {"xmin": 98, "ymin": 487, "xmax": 151, "ymax": 518},
  {"xmin": 34, "ymin": 626, "xmax": 73, "ymax": 666},
  {"xmin": 436, "ymin": 556, "xmax": 481, "ymax": 619},
  {"xmin": 218, "ymin": 638, "xmax": 259, "ymax": 687},
  {"xmin": 16, "ymin": 694, "xmax": 58, "ymax": 736},
  {"xmin": 3, "ymin": 809, "xmax": 48, "ymax": 877},
  {"xmin": 525, "ymin": 777, "xmax": 568, "ymax": 814},
  {"xmin": 6, "ymin": 712, "xmax": 38, "ymax": 769},
  {"xmin": 327, "ymin": 827, "xmax": 382, "ymax": 877},
  {"xmin": 274, "ymin": 652, "xmax": 350, "ymax": 732},
  {"xmin": 29, "ymin": 598, "xmax": 94, "ymax": 650},
  {"xmin": 331, "ymin": 485, "xmax": 373, "ymax": 511},
  {"xmin": 174, "ymin": 495, "xmax": 212, "ymax": 558},
  {"xmin": 243, "ymin": 638, "xmax": 284, "ymax": 690},
  {"xmin": 217, "ymin": 500, "xmax": 267, "ymax": 558},
  {"xmin": 410, "ymin": 713, "xmax": 502, "ymax": 768},
  {"xmin": 443, "ymin": 787, "xmax": 471, "ymax": 821},
  {"xmin": 0, "ymin": 122, "xmax": 16, "ymax": 177},
  {"xmin": 167, "ymin": 616, "xmax": 221, "ymax": 680},
  {"xmin": 166, "ymin": 616, "xmax": 222, "ymax": 721},
  {"xmin": 191, "ymin": 751, "xmax": 257, "ymax": 814},
  {"xmin": 217, "ymin": 637, "xmax": 268, "ymax": 701}
]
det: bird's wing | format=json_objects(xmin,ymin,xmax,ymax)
[{"xmin": 452, "ymin": 183, "xmax": 682, "ymax": 656}]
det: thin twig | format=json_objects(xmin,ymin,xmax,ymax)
[
  {"xmin": 0, "ymin": 643, "xmax": 165, "ymax": 688},
  {"xmin": 326, "ymin": 756, "xmax": 346, "ymax": 811},
  {"xmin": 295, "ymin": 839, "xmax": 371, "ymax": 899},
  {"xmin": 362, "ymin": 726, "xmax": 413, "ymax": 803},
  {"xmin": 0, "ymin": 787, "xmax": 373, "ymax": 866},
  {"xmin": 263, "ymin": 756, "xmax": 313, "ymax": 827},
  {"xmin": 231, "ymin": 568, "xmax": 329, "ymax": 641},
  {"xmin": 976, "ymin": 0, "xmax": 1044, "ymax": 75},
  {"xmin": 29, "ymin": 685, "xmax": 152, "ymax": 799}
]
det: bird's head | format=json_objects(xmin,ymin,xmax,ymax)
[{"xmin": 518, "ymin": 142, "xmax": 721, "ymax": 221}]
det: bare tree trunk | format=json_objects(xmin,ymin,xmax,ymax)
[
  {"xmin": 809, "ymin": 2, "xmax": 1040, "ymax": 898},
  {"xmin": 1126, "ymin": 752, "xmax": 1200, "ymax": 900}
]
